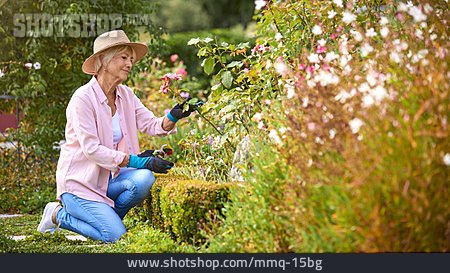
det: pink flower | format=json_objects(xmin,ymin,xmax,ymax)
[
  {"xmin": 162, "ymin": 73, "xmax": 182, "ymax": 81},
  {"xmin": 322, "ymin": 63, "xmax": 330, "ymax": 71},
  {"xmin": 251, "ymin": 44, "xmax": 270, "ymax": 55},
  {"xmin": 243, "ymin": 68, "xmax": 250, "ymax": 74},
  {"xmin": 299, "ymin": 63, "xmax": 306, "ymax": 70},
  {"xmin": 316, "ymin": 46, "xmax": 326, "ymax": 54},
  {"xmin": 176, "ymin": 67, "xmax": 187, "ymax": 76},
  {"xmin": 331, "ymin": 33, "xmax": 339, "ymax": 40},
  {"xmin": 160, "ymin": 82, "xmax": 170, "ymax": 94},
  {"xmin": 180, "ymin": 91, "xmax": 190, "ymax": 99},
  {"xmin": 307, "ymin": 122, "xmax": 316, "ymax": 131},
  {"xmin": 306, "ymin": 65, "xmax": 315, "ymax": 74},
  {"xmin": 170, "ymin": 54, "xmax": 179, "ymax": 63}
]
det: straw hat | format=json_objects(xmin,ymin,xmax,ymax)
[{"xmin": 82, "ymin": 30, "xmax": 148, "ymax": 75}]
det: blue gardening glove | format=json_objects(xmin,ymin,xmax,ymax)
[
  {"xmin": 127, "ymin": 154, "xmax": 174, "ymax": 174},
  {"xmin": 167, "ymin": 98, "xmax": 204, "ymax": 122}
]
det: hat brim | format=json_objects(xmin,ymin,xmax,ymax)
[{"xmin": 82, "ymin": 42, "xmax": 148, "ymax": 75}]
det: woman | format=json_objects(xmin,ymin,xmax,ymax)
[{"xmin": 37, "ymin": 30, "xmax": 195, "ymax": 242}]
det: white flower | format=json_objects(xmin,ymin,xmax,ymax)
[
  {"xmin": 269, "ymin": 129, "xmax": 282, "ymax": 145},
  {"xmin": 358, "ymin": 82, "xmax": 370, "ymax": 93},
  {"xmin": 443, "ymin": 153, "xmax": 450, "ymax": 166},
  {"xmin": 360, "ymin": 43, "xmax": 374, "ymax": 57},
  {"xmin": 333, "ymin": 0, "xmax": 343, "ymax": 8},
  {"xmin": 279, "ymin": 127, "xmax": 287, "ymax": 134},
  {"xmin": 415, "ymin": 29, "xmax": 424, "ymax": 40},
  {"xmin": 285, "ymin": 83, "xmax": 296, "ymax": 99},
  {"xmin": 342, "ymin": 12, "xmax": 356, "ymax": 24},
  {"xmin": 33, "ymin": 62, "xmax": 41, "ymax": 70},
  {"xmin": 366, "ymin": 71, "xmax": 377, "ymax": 86},
  {"xmin": 380, "ymin": 27, "xmax": 389, "ymax": 38},
  {"xmin": 265, "ymin": 59, "xmax": 272, "ymax": 69},
  {"xmin": 328, "ymin": 10, "xmax": 337, "ymax": 19},
  {"xmin": 302, "ymin": 96, "xmax": 309, "ymax": 108},
  {"xmin": 274, "ymin": 59, "xmax": 290, "ymax": 76},
  {"xmin": 390, "ymin": 51, "xmax": 402, "ymax": 63},
  {"xmin": 398, "ymin": 2, "xmax": 408, "ymax": 12},
  {"xmin": 423, "ymin": 3, "xmax": 433, "ymax": 14},
  {"xmin": 0, "ymin": 69, "xmax": 4, "ymax": 78},
  {"xmin": 370, "ymin": 85, "xmax": 388, "ymax": 102},
  {"xmin": 203, "ymin": 37, "xmax": 214, "ymax": 43},
  {"xmin": 408, "ymin": 6, "xmax": 427, "ymax": 22},
  {"xmin": 418, "ymin": 49, "xmax": 428, "ymax": 58},
  {"xmin": 307, "ymin": 80, "xmax": 316, "ymax": 88},
  {"xmin": 329, "ymin": 129, "xmax": 337, "ymax": 139},
  {"xmin": 308, "ymin": 53, "xmax": 320, "ymax": 63},
  {"xmin": 187, "ymin": 38, "xmax": 201, "ymax": 45},
  {"xmin": 325, "ymin": 51, "xmax": 339, "ymax": 62},
  {"xmin": 365, "ymin": 27, "xmax": 377, "ymax": 38},
  {"xmin": 380, "ymin": 16, "xmax": 389, "ymax": 25},
  {"xmin": 255, "ymin": 0, "xmax": 266, "ymax": 10},
  {"xmin": 335, "ymin": 90, "xmax": 352, "ymax": 103},
  {"xmin": 275, "ymin": 32, "xmax": 283, "ymax": 42},
  {"xmin": 252, "ymin": 112, "xmax": 263, "ymax": 122},
  {"xmin": 349, "ymin": 118, "xmax": 364, "ymax": 134},
  {"xmin": 339, "ymin": 55, "xmax": 350, "ymax": 67},
  {"xmin": 318, "ymin": 39, "xmax": 327, "ymax": 46},
  {"xmin": 350, "ymin": 30, "xmax": 363, "ymax": 42},
  {"xmin": 314, "ymin": 70, "xmax": 339, "ymax": 86},
  {"xmin": 362, "ymin": 94, "xmax": 375, "ymax": 108},
  {"xmin": 24, "ymin": 63, "xmax": 32, "ymax": 69},
  {"xmin": 312, "ymin": 25, "xmax": 322, "ymax": 35},
  {"xmin": 257, "ymin": 121, "xmax": 265, "ymax": 130}
]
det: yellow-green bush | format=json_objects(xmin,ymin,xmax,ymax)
[{"xmin": 145, "ymin": 175, "xmax": 233, "ymax": 244}]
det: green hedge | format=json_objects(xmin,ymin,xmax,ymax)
[{"xmin": 145, "ymin": 175, "xmax": 232, "ymax": 245}]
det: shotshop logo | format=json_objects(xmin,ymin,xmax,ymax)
[{"xmin": 12, "ymin": 13, "xmax": 151, "ymax": 38}]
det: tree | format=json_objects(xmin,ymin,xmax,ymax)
[{"xmin": 0, "ymin": 0, "xmax": 163, "ymax": 157}]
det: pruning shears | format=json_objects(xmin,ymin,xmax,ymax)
[{"xmin": 152, "ymin": 144, "xmax": 173, "ymax": 158}]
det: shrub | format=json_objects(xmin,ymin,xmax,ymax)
[
  {"xmin": 0, "ymin": 149, "xmax": 56, "ymax": 214},
  {"xmin": 144, "ymin": 175, "xmax": 233, "ymax": 245},
  {"xmin": 201, "ymin": 0, "xmax": 449, "ymax": 252},
  {"xmin": 163, "ymin": 27, "xmax": 255, "ymax": 80}
]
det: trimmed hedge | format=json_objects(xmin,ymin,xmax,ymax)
[{"xmin": 145, "ymin": 175, "xmax": 233, "ymax": 245}]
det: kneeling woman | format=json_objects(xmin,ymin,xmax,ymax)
[{"xmin": 37, "ymin": 30, "xmax": 195, "ymax": 242}]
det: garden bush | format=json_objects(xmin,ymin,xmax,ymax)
[
  {"xmin": 0, "ymin": 149, "xmax": 56, "ymax": 214},
  {"xmin": 163, "ymin": 26, "xmax": 255, "ymax": 80},
  {"xmin": 144, "ymin": 175, "xmax": 233, "ymax": 245},
  {"xmin": 192, "ymin": 0, "xmax": 449, "ymax": 252}
]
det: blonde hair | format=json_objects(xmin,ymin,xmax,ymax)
[{"xmin": 94, "ymin": 45, "xmax": 136, "ymax": 75}]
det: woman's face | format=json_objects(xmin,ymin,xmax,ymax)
[{"xmin": 105, "ymin": 49, "xmax": 134, "ymax": 82}]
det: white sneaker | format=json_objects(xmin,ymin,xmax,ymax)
[{"xmin": 37, "ymin": 202, "xmax": 60, "ymax": 233}]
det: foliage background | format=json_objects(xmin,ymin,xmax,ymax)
[{"xmin": 1, "ymin": 0, "xmax": 449, "ymax": 253}]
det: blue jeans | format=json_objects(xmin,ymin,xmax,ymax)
[{"xmin": 55, "ymin": 168, "xmax": 155, "ymax": 243}]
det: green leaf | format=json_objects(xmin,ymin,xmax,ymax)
[
  {"xmin": 197, "ymin": 47, "xmax": 208, "ymax": 57},
  {"xmin": 204, "ymin": 57, "xmax": 215, "ymax": 75},
  {"xmin": 221, "ymin": 71, "xmax": 233, "ymax": 88},
  {"xmin": 227, "ymin": 61, "xmax": 242, "ymax": 68}
]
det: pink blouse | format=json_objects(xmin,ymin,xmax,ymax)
[{"xmin": 56, "ymin": 76, "xmax": 176, "ymax": 207}]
